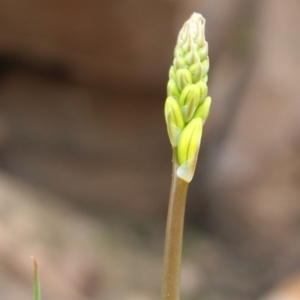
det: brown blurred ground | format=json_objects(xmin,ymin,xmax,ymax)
[{"xmin": 0, "ymin": 0, "xmax": 300, "ymax": 299}]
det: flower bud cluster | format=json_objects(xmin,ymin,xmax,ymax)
[{"xmin": 164, "ymin": 13, "xmax": 211, "ymax": 182}]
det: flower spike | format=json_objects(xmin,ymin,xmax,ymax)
[{"xmin": 164, "ymin": 12, "xmax": 211, "ymax": 182}]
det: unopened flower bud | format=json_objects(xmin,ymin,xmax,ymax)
[
  {"xmin": 177, "ymin": 118, "xmax": 202, "ymax": 165},
  {"xmin": 193, "ymin": 96, "xmax": 211, "ymax": 123},
  {"xmin": 184, "ymin": 45, "xmax": 200, "ymax": 65},
  {"xmin": 197, "ymin": 81, "xmax": 208, "ymax": 103},
  {"xmin": 189, "ymin": 62, "xmax": 203, "ymax": 83},
  {"xmin": 182, "ymin": 31, "xmax": 194, "ymax": 53},
  {"xmin": 167, "ymin": 79, "xmax": 180, "ymax": 99},
  {"xmin": 201, "ymin": 58, "xmax": 209, "ymax": 76},
  {"xmin": 174, "ymin": 56, "xmax": 188, "ymax": 70},
  {"xmin": 174, "ymin": 45, "xmax": 185, "ymax": 58},
  {"xmin": 198, "ymin": 41, "xmax": 208, "ymax": 61},
  {"xmin": 165, "ymin": 97, "xmax": 185, "ymax": 147},
  {"xmin": 179, "ymin": 84, "xmax": 200, "ymax": 107},
  {"xmin": 177, "ymin": 118, "xmax": 203, "ymax": 182},
  {"xmin": 176, "ymin": 69, "xmax": 193, "ymax": 91},
  {"xmin": 169, "ymin": 66, "xmax": 176, "ymax": 80}
]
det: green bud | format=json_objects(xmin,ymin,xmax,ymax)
[
  {"xmin": 173, "ymin": 56, "xmax": 188, "ymax": 70},
  {"xmin": 198, "ymin": 41, "xmax": 208, "ymax": 61},
  {"xmin": 177, "ymin": 13, "xmax": 206, "ymax": 51},
  {"xmin": 179, "ymin": 84, "xmax": 200, "ymax": 107},
  {"xmin": 202, "ymin": 58, "xmax": 209, "ymax": 76},
  {"xmin": 181, "ymin": 99, "xmax": 198, "ymax": 123},
  {"xmin": 194, "ymin": 96, "xmax": 211, "ymax": 123},
  {"xmin": 165, "ymin": 97, "xmax": 185, "ymax": 129},
  {"xmin": 177, "ymin": 23, "xmax": 188, "ymax": 44},
  {"xmin": 176, "ymin": 69, "xmax": 193, "ymax": 91},
  {"xmin": 174, "ymin": 45, "xmax": 185, "ymax": 58},
  {"xmin": 167, "ymin": 79, "xmax": 180, "ymax": 99},
  {"xmin": 189, "ymin": 62, "xmax": 203, "ymax": 83},
  {"xmin": 182, "ymin": 30, "xmax": 194, "ymax": 53},
  {"xmin": 195, "ymin": 81, "xmax": 208, "ymax": 104},
  {"xmin": 177, "ymin": 118, "xmax": 203, "ymax": 182},
  {"xmin": 194, "ymin": 18, "xmax": 205, "ymax": 48},
  {"xmin": 184, "ymin": 45, "xmax": 200, "ymax": 65},
  {"xmin": 177, "ymin": 118, "xmax": 202, "ymax": 165},
  {"xmin": 200, "ymin": 82, "xmax": 207, "ymax": 95},
  {"xmin": 202, "ymin": 74, "xmax": 208, "ymax": 83},
  {"xmin": 169, "ymin": 66, "xmax": 176, "ymax": 80},
  {"xmin": 165, "ymin": 97, "xmax": 185, "ymax": 147}
]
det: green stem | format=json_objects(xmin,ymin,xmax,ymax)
[
  {"xmin": 31, "ymin": 256, "xmax": 41, "ymax": 300},
  {"xmin": 162, "ymin": 152, "xmax": 189, "ymax": 300}
]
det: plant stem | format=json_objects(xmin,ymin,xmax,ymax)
[
  {"xmin": 162, "ymin": 152, "xmax": 189, "ymax": 300},
  {"xmin": 31, "ymin": 256, "xmax": 41, "ymax": 300}
]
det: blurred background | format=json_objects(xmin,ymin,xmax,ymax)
[{"xmin": 0, "ymin": 0, "xmax": 300, "ymax": 299}]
